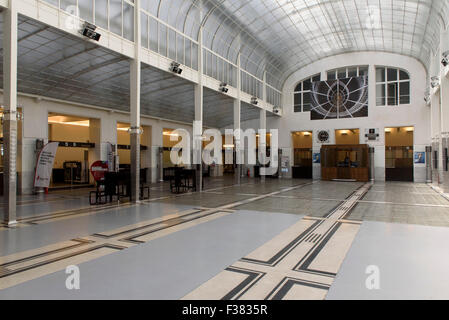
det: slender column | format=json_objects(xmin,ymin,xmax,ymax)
[
  {"xmin": 259, "ymin": 109, "xmax": 267, "ymax": 182},
  {"xmin": 369, "ymin": 147, "xmax": 375, "ymax": 182},
  {"xmin": 260, "ymin": 71, "xmax": 268, "ymax": 182},
  {"xmin": 234, "ymin": 53, "xmax": 242, "ymax": 185},
  {"xmin": 2, "ymin": 3, "xmax": 18, "ymax": 225},
  {"xmin": 430, "ymin": 53, "xmax": 442, "ymax": 185},
  {"xmin": 426, "ymin": 146, "xmax": 432, "ymax": 183},
  {"xmin": 130, "ymin": 0, "xmax": 142, "ymax": 202},
  {"xmin": 194, "ymin": 12, "xmax": 204, "ymax": 192},
  {"xmin": 440, "ymin": 28, "xmax": 449, "ymax": 191}
]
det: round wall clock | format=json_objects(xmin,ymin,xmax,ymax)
[{"xmin": 317, "ymin": 130, "xmax": 330, "ymax": 143}]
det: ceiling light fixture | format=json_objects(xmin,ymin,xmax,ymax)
[{"xmin": 170, "ymin": 62, "xmax": 183, "ymax": 75}]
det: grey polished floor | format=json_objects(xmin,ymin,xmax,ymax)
[
  {"xmin": 1, "ymin": 179, "xmax": 448, "ymax": 300},
  {"xmin": 327, "ymin": 221, "xmax": 449, "ymax": 300},
  {"xmin": 0, "ymin": 210, "xmax": 302, "ymax": 300}
]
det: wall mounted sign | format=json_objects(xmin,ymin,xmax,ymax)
[
  {"xmin": 414, "ymin": 152, "xmax": 425, "ymax": 164},
  {"xmin": 365, "ymin": 128, "xmax": 380, "ymax": 142}
]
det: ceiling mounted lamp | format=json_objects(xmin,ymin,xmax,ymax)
[
  {"xmin": 251, "ymin": 97, "xmax": 258, "ymax": 105},
  {"xmin": 80, "ymin": 22, "xmax": 101, "ymax": 41},
  {"xmin": 170, "ymin": 62, "xmax": 183, "ymax": 75},
  {"xmin": 442, "ymin": 51, "xmax": 449, "ymax": 67},
  {"xmin": 219, "ymin": 83, "xmax": 229, "ymax": 93},
  {"xmin": 431, "ymin": 76, "xmax": 440, "ymax": 89}
]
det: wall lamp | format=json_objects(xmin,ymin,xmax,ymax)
[
  {"xmin": 170, "ymin": 62, "xmax": 183, "ymax": 75},
  {"xmin": 219, "ymin": 83, "xmax": 229, "ymax": 93}
]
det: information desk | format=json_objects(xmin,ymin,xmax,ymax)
[{"xmin": 321, "ymin": 144, "xmax": 369, "ymax": 182}]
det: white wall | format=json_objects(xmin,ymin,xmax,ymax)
[{"xmin": 233, "ymin": 52, "xmax": 431, "ymax": 182}]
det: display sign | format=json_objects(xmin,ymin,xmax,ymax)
[
  {"xmin": 414, "ymin": 152, "xmax": 425, "ymax": 164},
  {"xmin": 313, "ymin": 153, "xmax": 321, "ymax": 164},
  {"xmin": 90, "ymin": 161, "xmax": 109, "ymax": 182},
  {"xmin": 34, "ymin": 142, "xmax": 59, "ymax": 188}
]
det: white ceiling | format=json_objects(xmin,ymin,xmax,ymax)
[
  {"xmin": 0, "ymin": 14, "xmax": 263, "ymax": 128},
  {"xmin": 149, "ymin": 0, "xmax": 449, "ymax": 87}
]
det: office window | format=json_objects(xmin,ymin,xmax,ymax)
[
  {"xmin": 376, "ymin": 67, "xmax": 410, "ymax": 106},
  {"xmin": 293, "ymin": 74, "xmax": 321, "ymax": 113},
  {"xmin": 327, "ymin": 66, "xmax": 369, "ymax": 80}
]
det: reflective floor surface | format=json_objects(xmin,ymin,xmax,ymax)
[{"xmin": 0, "ymin": 178, "xmax": 448, "ymax": 300}]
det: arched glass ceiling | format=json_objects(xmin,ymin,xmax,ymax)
[{"xmin": 144, "ymin": 0, "xmax": 449, "ymax": 89}]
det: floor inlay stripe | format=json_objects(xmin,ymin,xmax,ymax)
[
  {"xmin": 183, "ymin": 182, "xmax": 372, "ymax": 300},
  {"xmin": 0, "ymin": 182, "xmax": 314, "ymax": 291}
]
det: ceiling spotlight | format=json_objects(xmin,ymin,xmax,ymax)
[
  {"xmin": 170, "ymin": 62, "xmax": 183, "ymax": 75},
  {"xmin": 251, "ymin": 97, "xmax": 258, "ymax": 105},
  {"xmin": 431, "ymin": 76, "xmax": 440, "ymax": 89},
  {"xmin": 80, "ymin": 22, "xmax": 101, "ymax": 41},
  {"xmin": 219, "ymin": 83, "xmax": 229, "ymax": 93},
  {"xmin": 442, "ymin": 51, "xmax": 449, "ymax": 67},
  {"xmin": 424, "ymin": 89, "xmax": 431, "ymax": 104}
]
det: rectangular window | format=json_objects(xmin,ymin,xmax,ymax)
[
  {"xmin": 61, "ymin": 0, "xmax": 76, "ymax": 12},
  {"xmin": 376, "ymin": 67, "xmax": 385, "ymax": 83},
  {"xmin": 348, "ymin": 67, "xmax": 358, "ymax": 78},
  {"xmin": 400, "ymin": 82, "xmax": 410, "ymax": 104},
  {"xmin": 79, "ymin": 0, "xmax": 93, "ymax": 22},
  {"xmin": 149, "ymin": 18, "xmax": 158, "ymax": 52},
  {"xmin": 185, "ymin": 39, "xmax": 192, "ymax": 68},
  {"xmin": 141, "ymin": 13, "xmax": 148, "ymax": 48},
  {"xmin": 387, "ymin": 83, "xmax": 398, "ymax": 106},
  {"xmin": 293, "ymin": 74, "xmax": 320, "ymax": 113},
  {"xmin": 376, "ymin": 67, "xmax": 410, "ymax": 106},
  {"xmin": 123, "ymin": 2, "xmax": 134, "ymax": 41},
  {"xmin": 359, "ymin": 67, "xmax": 369, "ymax": 77},
  {"xmin": 95, "ymin": 0, "xmax": 108, "ymax": 29},
  {"xmin": 177, "ymin": 34, "xmax": 184, "ymax": 65},
  {"xmin": 191, "ymin": 43, "xmax": 198, "ymax": 71},
  {"xmin": 387, "ymin": 68, "xmax": 398, "ymax": 82},
  {"xmin": 376, "ymin": 84, "xmax": 386, "ymax": 106},
  {"xmin": 159, "ymin": 24, "xmax": 167, "ymax": 57},
  {"xmin": 109, "ymin": 0, "xmax": 122, "ymax": 36},
  {"xmin": 303, "ymin": 92, "xmax": 312, "ymax": 112},
  {"xmin": 337, "ymin": 68, "xmax": 347, "ymax": 79}
]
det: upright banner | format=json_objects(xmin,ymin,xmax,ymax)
[{"xmin": 34, "ymin": 142, "xmax": 59, "ymax": 188}]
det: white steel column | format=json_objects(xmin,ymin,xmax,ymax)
[
  {"xmin": 430, "ymin": 54, "xmax": 442, "ymax": 185},
  {"xmin": 260, "ymin": 71, "xmax": 268, "ymax": 182},
  {"xmin": 194, "ymin": 7, "xmax": 204, "ymax": 192},
  {"xmin": 2, "ymin": 2, "xmax": 18, "ymax": 225},
  {"xmin": 440, "ymin": 28, "xmax": 449, "ymax": 191},
  {"xmin": 130, "ymin": 0, "xmax": 142, "ymax": 202},
  {"xmin": 259, "ymin": 108, "xmax": 267, "ymax": 183},
  {"xmin": 234, "ymin": 53, "xmax": 242, "ymax": 185}
]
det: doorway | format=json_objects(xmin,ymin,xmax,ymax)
[
  {"xmin": 385, "ymin": 127, "xmax": 414, "ymax": 182},
  {"xmin": 48, "ymin": 113, "xmax": 93, "ymax": 190},
  {"xmin": 292, "ymin": 131, "xmax": 313, "ymax": 179}
]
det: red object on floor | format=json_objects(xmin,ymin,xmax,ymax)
[{"xmin": 44, "ymin": 187, "xmax": 48, "ymax": 194}]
